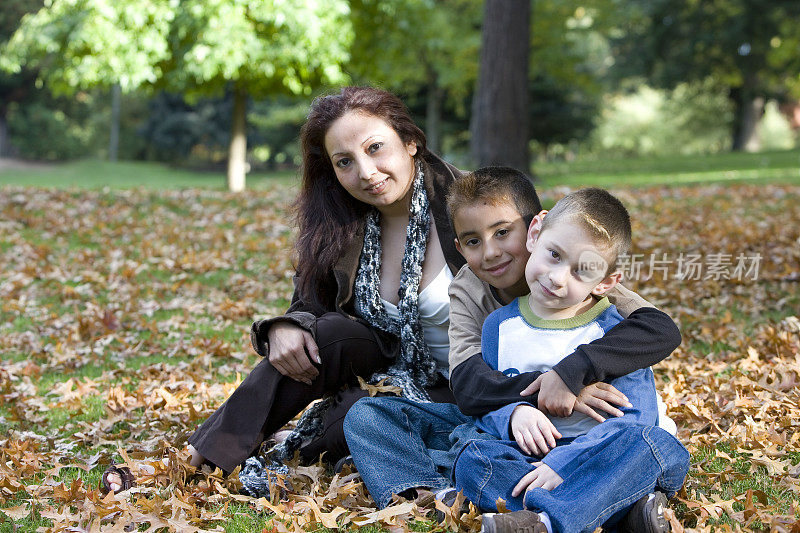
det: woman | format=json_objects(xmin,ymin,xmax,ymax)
[{"xmin": 186, "ymin": 86, "xmax": 467, "ymax": 474}]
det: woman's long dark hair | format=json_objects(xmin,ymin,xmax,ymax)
[{"xmin": 294, "ymin": 86, "xmax": 427, "ymax": 306}]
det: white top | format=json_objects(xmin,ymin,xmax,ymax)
[{"xmin": 382, "ymin": 265, "xmax": 454, "ymax": 378}]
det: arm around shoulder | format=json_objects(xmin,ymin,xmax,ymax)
[
  {"xmin": 450, "ymin": 354, "xmax": 542, "ymax": 416},
  {"xmin": 552, "ymin": 306, "xmax": 681, "ymax": 395}
]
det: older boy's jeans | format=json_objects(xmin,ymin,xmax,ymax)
[
  {"xmin": 454, "ymin": 425, "xmax": 690, "ymax": 533},
  {"xmin": 344, "ymin": 397, "xmax": 494, "ymax": 509}
]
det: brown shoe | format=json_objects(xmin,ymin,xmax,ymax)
[
  {"xmin": 481, "ymin": 510, "xmax": 548, "ymax": 533},
  {"xmin": 618, "ymin": 491, "xmax": 670, "ymax": 533}
]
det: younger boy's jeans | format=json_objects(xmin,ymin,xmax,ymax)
[
  {"xmin": 344, "ymin": 397, "xmax": 492, "ymax": 509},
  {"xmin": 454, "ymin": 425, "xmax": 690, "ymax": 533}
]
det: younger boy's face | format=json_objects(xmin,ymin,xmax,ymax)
[
  {"xmin": 525, "ymin": 216, "xmax": 621, "ymax": 318},
  {"xmin": 454, "ymin": 201, "xmax": 530, "ymax": 302}
]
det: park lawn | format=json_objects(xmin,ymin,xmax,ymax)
[
  {"xmin": 535, "ymin": 149, "xmax": 800, "ymax": 188},
  {"xmin": 0, "ymin": 159, "xmax": 298, "ymax": 190},
  {"xmin": 1, "ymin": 164, "xmax": 799, "ymax": 531},
  {"xmin": 1, "ymin": 148, "xmax": 799, "ymax": 190}
]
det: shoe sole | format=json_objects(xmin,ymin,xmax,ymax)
[
  {"xmin": 644, "ymin": 492, "xmax": 670, "ymax": 533},
  {"xmin": 480, "ymin": 511, "xmax": 546, "ymax": 533},
  {"xmin": 481, "ymin": 513, "xmax": 497, "ymax": 533}
]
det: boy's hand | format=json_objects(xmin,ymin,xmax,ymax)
[
  {"xmin": 520, "ymin": 371, "xmax": 576, "ymax": 417},
  {"xmin": 510, "ymin": 405, "xmax": 561, "ymax": 456},
  {"xmin": 512, "ymin": 462, "xmax": 563, "ymax": 496},
  {"xmin": 573, "ymin": 382, "xmax": 632, "ymax": 423}
]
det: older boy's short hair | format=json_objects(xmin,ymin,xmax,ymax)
[
  {"xmin": 447, "ymin": 166, "xmax": 541, "ymax": 231},
  {"xmin": 541, "ymin": 188, "xmax": 631, "ymax": 274}
]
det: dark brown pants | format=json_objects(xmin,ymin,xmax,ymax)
[{"xmin": 188, "ymin": 312, "xmax": 455, "ymax": 472}]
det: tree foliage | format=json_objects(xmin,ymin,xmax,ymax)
[
  {"xmin": 1, "ymin": 0, "xmax": 175, "ymax": 93},
  {"xmin": 163, "ymin": 0, "xmax": 350, "ymax": 97},
  {"xmin": 610, "ymin": 0, "xmax": 800, "ymax": 150},
  {"xmin": 0, "ymin": 0, "xmax": 44, "ymax": 156},
  {"xmin": 1, "ymin": 0, "xmax": 352, "ymax": 189},
  {"xmin": 347, "ymin": 0, "xmax": 481, "ymax": 153}
]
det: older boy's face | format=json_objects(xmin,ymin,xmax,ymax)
[
  {"xmin": 525, "ymin": 218, "xmax": 618, "ymax": 318},
  {"xmin": 454, "ymin": 201, "xmax": 530, "ymax": 300}
]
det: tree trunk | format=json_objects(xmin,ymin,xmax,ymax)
[
  {"xmin": 470, "ymin": 0, "xmax": 531, "ymax": 171},
  {"xmin": 108, "ymin": 83, "xmax": 121, "ymax": 162},
  {"xmin": 730, "ymin": 77, "xmax": 764, "ymax": 152},
  {"xmin": 227, "ymin": 85, "xmax": 248, "ymax": 192},
  {"xmin": 0, "ymin": 113, "xmax": 10, "ymax": 158},
  {"xmin": 425, "ymin": 71, "xmax": 443, "ymax": 154}
]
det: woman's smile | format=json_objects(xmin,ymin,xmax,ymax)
[{"xmin": 366, "ymin": 177, "xmax": 389, "ymax": 194}]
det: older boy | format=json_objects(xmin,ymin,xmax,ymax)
[
  {"xmin": 455, "ymin": 189, "xmax": 689, "ymax": 533},
  {"xmin": 344, "ymin": 168, "xmax": 682, "ymax": 528}
]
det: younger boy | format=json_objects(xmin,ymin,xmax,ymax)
[{"xmin": 453, "ymin": 188, "xmax": 689, "ymax": 533}]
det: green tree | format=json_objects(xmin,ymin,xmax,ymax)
[
  {"xmin": 2, "ymin": 0, "xmax": 352, "ymax": 191},
  {"xmin": 0, "ymin": 0, "xmax": 43, "ymax": 157},
  {"xmin": 161, "ymin": 0, "xmax": 351, "ymax": 191},
  {"xmin": 526, "ymin": 2, "xmax": 617, "ymax": 154},
  {"xmin": 347, "ymin": 0, "xmax": 481, "ymax": 154},
  {"xmin": 611, "ymin": 0, "xmax": 800, "ymax": 151}
]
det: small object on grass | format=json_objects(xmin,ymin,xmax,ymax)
[
  {"xmin": 334, "ymin": 455, "xmax": 356, "ymax": 474},
  {"xmin": 99, "ymin": 460, "xmax": 136, "ymax": 495},
  {"xmin": 434, "ymin": 488, "xmax": 470, "ymax": 524}
]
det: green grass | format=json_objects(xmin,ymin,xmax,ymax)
[
  {"xmin": 685, "ymin": 444, "xmax": 796, "ymax": 529},
  {"xmin": 2, "ymin": 149, "xmax": 800, "ymax": 190},
  {"xmin": 535, "ymin": 149, "xmax": 800, "ymax": 188},
  {"xmin": 0, "ymin": 159, "xmax": 298, "ymax": 190}
]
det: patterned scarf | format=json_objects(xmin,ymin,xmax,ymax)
[
  {"xmin": 353, "ymin": 160, "xmax": 439, "ymax": 401},
  {"xmin": 240, "ymin": 160, "xmax": 440, "ymax": 496}
]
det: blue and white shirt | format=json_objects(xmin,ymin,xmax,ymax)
[{"xmin": 474, "ymin": 296, "xmax": 674, "ymax": 476}]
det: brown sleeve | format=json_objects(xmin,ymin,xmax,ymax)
[
  {"xmin": 250, "ymin": 275, "xmax": 327, "ymax": 357},
  {"xmin": 448, "ymin": 266, "xmax": 501, "ymax": 372},
  {"xmin": 605, "ymin": 283, "xmax": 655, "ymax": 318}
]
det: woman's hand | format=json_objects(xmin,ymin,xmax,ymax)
[
  {"xmin": 266, "ymin": 322, "xmax": 321, "ymax": 385},
  {"xmin": 574, "ymin": 382, "xmax": 631, "ymax": 423},
  {"xmin": 512, "ymin": 462, "xmax": 563, "ymax": 496},
  {"xmin": 510, "ymin": 405, "xmax": 561, "ymax": 457}
]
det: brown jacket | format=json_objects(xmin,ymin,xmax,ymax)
[{"xmin": 250, "ymin": 151, "xmax": 467, "ymax": 359}]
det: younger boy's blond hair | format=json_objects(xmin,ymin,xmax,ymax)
[{"xmin": 541, "ymin": 188, "xmax": 631, "ymax": 275}]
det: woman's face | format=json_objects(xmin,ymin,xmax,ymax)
[{"xmin": 324, "ymin": 110, "xmax": 418, "ymax": 215}]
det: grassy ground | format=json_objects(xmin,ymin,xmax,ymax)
[
  {"xmin": 535, "ymin": 149, "xmax": 800, "ymax": 188},
  {"xmin": 1, "ymin": 150, "xmax": 799, "ymax": 531},
  {"xmin": 2, "ymin": 148, "xmax": 799, "ymax": 190},
  {"xmin": 0, "ymin": 159, "xmax": 298, "ymax": 190}
]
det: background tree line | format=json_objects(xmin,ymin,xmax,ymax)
[{"xmin": 2, "ymin": 0, "xmax": 799, "ymax": 190}]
